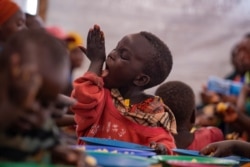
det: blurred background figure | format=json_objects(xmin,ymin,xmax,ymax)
[
  {"xmin": 46, "ymin": 26, "xmax": 85, "ymax": 96},
  {"xmin": 196, "ymin": 33, "xmax": 250, "ymax": 142},
  {"xmin": 64, "ymin": 32, "xmax": 85, "ymax": 96},
  {"xmin": 0, "ymin": 0, "xmax": 26, "ymax": 48}
]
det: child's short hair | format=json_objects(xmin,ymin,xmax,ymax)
[
  {"xmin": 140, "ymin": 32, "xmax": 172, "ymax": 89},
  {"xmin": 155, "ymin": 81, "xmax": 195, "ymax": 125}
]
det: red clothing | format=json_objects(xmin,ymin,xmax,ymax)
[
  {"xmin": 71, "ymin": 72, "xmax": 176, "ymax": 154},
  {"xmin": 187, "ymin": 127, "xmax": 224, "ymax": 151}
]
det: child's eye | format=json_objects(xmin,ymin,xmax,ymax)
[{"xmin": 119, "ymin": 49, "xmax": 129, "ymax": 60}]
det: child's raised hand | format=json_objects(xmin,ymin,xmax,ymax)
[
  {"xmin": 87, "ymin": 24, "xmax": 106, "ymax": 64},
  {"xmin": 200, "ymin": 141, "xmax": 234, "ymax": 157},
  {"xmin": 150, "ymin": 142, "xmax": 167, "ymax": 155}
]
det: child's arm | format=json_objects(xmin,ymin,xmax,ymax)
[
  {"xmin": 71, "ymin": 25, "xmax": 107, "ymax": 136},
  {"xmin": 200, "ymin": 140, "xmax": 250, "ymax": 158}
]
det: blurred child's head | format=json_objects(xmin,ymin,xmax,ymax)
[
  {"xmin": 25, "ymin": 13, "xmax": 45, "ymax": 30},
  {"xmin": 104, "ymin": 31, "xmax": 172, "ymax": 90},
  {"xmin": 232, "ymin": 33, "xmax": 250, "ymax": 75},
  {"xmin": 0, "ymin": 29, "xmax": 70, "ymax": 131},
  {"xmin": 155, "ymin": 81, "xmax": 195, "ymax": 128},
  {"xmin": 0, "ymin": 0, "xmax": 26, "ymax": 42}
]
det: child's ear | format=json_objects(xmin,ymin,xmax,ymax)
[{"xmin": 133, "ymin": 73, "xmax": 150, "ymax": 87}]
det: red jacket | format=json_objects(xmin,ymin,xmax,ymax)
[{"xmin": 71, "ymin": 72, "xmax": 176, "ymax": 154}]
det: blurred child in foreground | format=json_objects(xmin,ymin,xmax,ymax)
[{"xmin": 0, "ymin": 29, "xmax": 96, "ymax": 167}]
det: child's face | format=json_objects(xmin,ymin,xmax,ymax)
[
  {"xmin": 104, "ymin": 33, "xmax": 154, "ymax": 88},
  {"xmin": 8, "ymin": 46, "xmax": 69, "ymax": 132},
  {"xmin": 0, "ymin": 10, "xmax": 26, "ymax": 41},
  {"xmin": 234, "ymin": 37, "xmax": 250, "ymax": 74}
]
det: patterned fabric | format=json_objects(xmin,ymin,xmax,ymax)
[{"xmin": 111, "ymin": 89, "xmax": 177, "ymax": 134}]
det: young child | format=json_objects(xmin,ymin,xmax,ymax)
[
  {"xmin": 200, "ymin": 140, "xmax": 250, "ymax": 158},
  {"xmin": 0, "ymin": 29, "xmax": 96, "ymax": 166},
  {"xmin": 0, "ymin": 0, "xmax": 26, "ymax": 48},
  {"xmin": 71, "ymin": 25, "xmax": 177, "ymax": 154},
  {"xmin": 155, "ymin": 81, "xmax": 223, "ymax": 151}
]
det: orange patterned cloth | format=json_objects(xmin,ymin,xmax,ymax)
[
  {"xmin": 111, "ymin": 89, "xmax": 177, "ymax": 134},
  {"xmin": 0, "ymin": 0, "xmax": 20, "ymax": 25}
]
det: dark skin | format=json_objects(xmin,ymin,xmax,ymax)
[
  {"xmin": 173, "ymin": 110, "xmax": 196, "ymax": 149},
  {"xmin": 25, "ymin": 13, "xmax": 45, "ymax": 30},
  {"xmin": 200, "ymin": 140, "xmax": 250, "ymax": 158},
  {"xmin": 0, "ymin": 10, "xmax": 27, "ymax": 42},
  {"xmin": 234, "ymin": 37, "xmax": 250, "ymax": 74},
  {"xmin": 86, "ymin": 25, "xmax": 167, "ymax": 154}
]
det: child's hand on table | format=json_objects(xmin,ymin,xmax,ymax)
[{"xmin": 150, "ymin": 142, "xmax": 167, "ymax": 155}]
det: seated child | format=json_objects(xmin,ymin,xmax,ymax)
[
  {"xmin": 0, "ymin": 0, "xmax": 26, "ymax": 47},
  {"xmin": 200, "ymin": 140, "xmax": 250, "ymax": 158},
  {"xmin": 71, "ymin": 25, "xmax": 177, "ymax": 154},
  {"xmin": 197, "ymin": 33, "xmax": 250, "ymax": 136},
  {"xmin": 0, "ymin": 29, "xmax": 96, "ymax": 166},
  {"xmin": 155, "ymin": 81, "xmax": 223, "ymax": 151}
]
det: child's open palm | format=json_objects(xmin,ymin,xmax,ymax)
[{"xmin": 87, "ymin": 24, "xmax": 106, "ymax": 63}]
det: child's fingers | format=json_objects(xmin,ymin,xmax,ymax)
[
  {"xmin": 87, "ymin": 28, "xmax": 93, "ymax": 44},
  {"xmin": 149, "ymin": 142, "xmax": 157, "ymax": 149},
  {"xmin": 200, "ymin": 145, "xmax": 215, "ymax": 156},
  {"xmin": 100, "ymin": 31, "xmax": 105, "ymax": 44}
]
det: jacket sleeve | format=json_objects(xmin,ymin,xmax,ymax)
[{"xmin": 71, "ymin": 72, "xmax": 105, "ymax": 135}]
